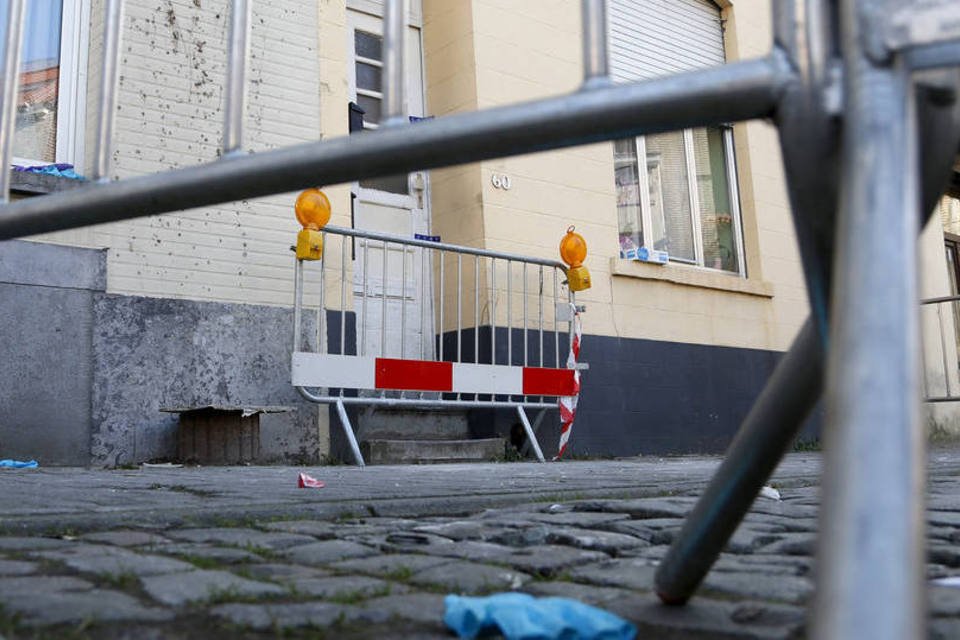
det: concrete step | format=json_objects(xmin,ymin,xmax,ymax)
[
  {"xmin": 361, "ymin": 438, "xmax": 506, "ymax": 465},
  {"xmin": 356, "ymin": 407, "xmax": 470, "ymax": 441}
]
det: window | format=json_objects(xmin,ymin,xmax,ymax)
[
  {"xmin": 615, "ymin": 126, "xmax": 744, "ymax": 273},
  {"xmin": 0, "ymin": 0, "xmax": 87, "ymax": 167},
  {"xmin": 609, "ymin": 0, "xmax": 745, "ymax": 275},
  {"xmin": 351, "ymin": 27, "xmax": 408, "ymax": 195}
]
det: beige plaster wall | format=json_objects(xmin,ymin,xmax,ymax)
[{"xmin": 422, "ymin": 0, "xmax": 807, "ymax": 351}]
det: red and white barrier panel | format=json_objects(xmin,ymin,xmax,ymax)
[{"xmin": 291, "ymin": 353, "xmax": 577, "ymax": 397}]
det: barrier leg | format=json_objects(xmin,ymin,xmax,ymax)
[
  {"xmin": 519, "ymin": 409, "xmax": 548, "ymax": 458},
  {"xmin": 655, "ymin": 318, "xmax": 823, "ymax": 605},
  {"xmin": 336, "ymin": 399, "xmax": 366, "ymax": 468},
  {"xmin": 517, "ymin": 406, "xmax": 546, "ymax": 463}
]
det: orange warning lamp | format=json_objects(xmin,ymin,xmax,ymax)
[
  {"xmin": 294, "ymin": 188, "xmax": 331, "ymax": 260},
  {"xmin": 560, "ymin": 226, "xmax": 591, "ymax": 291}
]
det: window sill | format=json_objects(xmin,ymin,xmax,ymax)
[
  {"xmin": 610, "ymin": 257, "xmax": 774, "ymax": 298},
  {"xmin": 10, "ymin": 170, "xmax": 88, "ymax": 196}
]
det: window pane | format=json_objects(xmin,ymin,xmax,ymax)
[
  {"xmin": 646, "ymin": 131, "xmax": 694, "ymax": 261},
  {"xmin": 354, "ymin": 30, "xmax": 382, "ymax": 61},
  {"xmin": 613, "ymin": 139, "xmax": 643, "ymax": 254},
  {"xmin": 357, "ymin": 94, "xmax": 381, "ymax": 126},
  {"xmin": 693, "ymin": 126, "xmax": 740, "ymax": 273},
  {"xmin": 356, "ymin": 61, "xmax": 382, "ymax": 93},
  {"xmin": 0, "ymin": 0, "xmax": 63, "ymax": 163}
]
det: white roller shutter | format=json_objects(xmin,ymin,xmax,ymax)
[{"xmin": 609, "ymin": 0, "xmax": 726, "ymax": 83}]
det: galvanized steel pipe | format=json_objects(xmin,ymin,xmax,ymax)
[
  {"xmin": 93, "ymin": 0, "xmax": 124, "ymax": 181},
  {"xmin": 0, "ymin": 0, "xmax": 25, "ymax": 201}
]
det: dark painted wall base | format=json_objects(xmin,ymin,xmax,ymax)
[{"xmin": 441, "ymin": 327, "xmax": 822, "ymax": 458}]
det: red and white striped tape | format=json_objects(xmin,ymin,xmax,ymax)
[
  {"xmin": 292, "ymin": 353, "xmax": 577, "ymax": 397},
  {"xmin": 555, "ymin": 307, "xmax": 582, "ymax": 460}
]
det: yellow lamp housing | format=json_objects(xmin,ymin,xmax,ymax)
[
  {"xmin": 296, "ymin": 228, "xmax": 324, "ymax": 261},
  {"xmin": 559, "ymin": 225, "xmax": 592, "ymax": 292}
]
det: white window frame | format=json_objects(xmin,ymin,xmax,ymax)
[
  {"xmin": 11, "ymin": 0, "xmax": 89, "ymax": 169},
  {"xmin": 626, "ymin": 125, "xmax": 746, "ymax": 276}
]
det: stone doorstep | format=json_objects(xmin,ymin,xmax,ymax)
[{"xmin": 362, "ymin": 438, "xmax": 506, "ymax": 465}]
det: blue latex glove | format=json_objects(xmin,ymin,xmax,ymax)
[
  {"xmin": 0, "ymin": 459, "xmax": 38, "ymax": 469},
  {"xmin": 444, "ymin": 592, "xmax": 637, "ymax": 640}
]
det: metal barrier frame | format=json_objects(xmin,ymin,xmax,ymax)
[
  {"xmin": 291, "ymin": 224, "xmax": 578, "ymax": 467},
  {"xmin": 0, "ymin": 0, "xmax": 959, "ymax": 637},
  {"xmin": 921, "ymin": 294, "xmax": 960, "ymax": 403}
]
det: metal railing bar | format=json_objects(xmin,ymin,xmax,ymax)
[
  {"xmin": 581, "ymin": 0, "xmax": 610, "ymax": 89},
  {"xmin": 457, "ymin": 254, "xmax": 463, "ymax": 360},
  {"xmin": 340, "ymin": 235, "xmax": 347, "ymax": 356},
  {"xmin": 491, "ymin": 259, "xmax": 497, "ymax": 365},
  {"xmin": 507, "ymin": 260, "xmax": 513, "ymax": 367},
  {"xmin": 554, "ymin": 268, "xmax": 560, "ymax": 368},
  {"xmin": 523, "ymin": 263, "xmax": 529, "ymax": 367},
  {"xmin": 922, "ymin": 294, "xmax": 960, "ymax": 305},
  {"xmin": 381, "ymin": 239, "xmax": 388, "ymax": 357},
  {"xmin": 0, "ymin": 56, "xmax": 787, "ymax": 240},
  {"xmin": 293, "ymin": 257, "xmax": 303, "ymax": 352},
  {"xmin": 401, "ymin": 245, "xmax": 407, "ymax": 360},
  {"xmin": 474, "ymin": 255, "xmax": 480, "ymax": 365},
  {"xmin": 318, "ymin": 230, "xmax": 326, "ymax": 354},
  {"xmin": 937, "ymin": 304, "xmax": 952, "ymax": 398},
  {"xmin": 0, "ymin": 0, "xmax": 25, "ymax": 201},
  {"xmin": 439, "ymin": 249, "xmax": 445, "ymax": 362},
  {"xmin": 381, "ymin": 0, "xmax": 407, "ymax": 126},
  {"xmin": 223, "ymin": 0, "xmax": 251, "ymax": 155},
  {"xmin": 539, "ymin": 265, "xmax": 544, "ymax": 368},
  {"xmin": 322, "ymin": 225, "xmax": 565, "ymax": 269},
  {"xmin": 93, "ymin": 0, "xmax": 124, "ymax": 182},
  {"xmin": 295, "ymin": 390, "xmax": 560, "ymax": 410},
  {"xmin": 361, "ymin": 239, "xmax": 369, "ymax": 356}
]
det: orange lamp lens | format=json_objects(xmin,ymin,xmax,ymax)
[
  {"xmin": 559, "ymin": 226, "xmax": 587, "ymax": 267},
  {"xmin": 295, "ymin": 188, "xmax": 332, "ymax": 230}
]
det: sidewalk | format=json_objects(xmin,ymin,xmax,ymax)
[{"xmin": 0, "ymin": 452, "xmax": 957, "ymax": 638}]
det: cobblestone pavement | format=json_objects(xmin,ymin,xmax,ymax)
[{"xmin": 0, "ymin": 451, "xmax": 959, "ymax": 638}]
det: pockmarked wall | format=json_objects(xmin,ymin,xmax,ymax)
[{"xmin": 8, "ymin": 0, "xmax": 335, "ymax": 465}]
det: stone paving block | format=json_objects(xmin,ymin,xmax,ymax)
[
  {"xmin": 243, "ymin": 563, "xmax": 330, "ymax": 583},
  {"xmin": 568, "ymin": 558, "xmax": 658, "ymax": 590},
  {"xmin": 605, "ymin": 593, "xmax": 806, "ymax": 640},
  {"xmin": 725, "ymin": 527, "xmax": 785, "ymax": 554},
  {"xmin": 930, "ymin": 585, "xmax": 960, "ymax": 616},
  {"xmin": 573, "ymin": 497, "xmax": 696, "ymax": 519},
  {"xmin": 141, "ymin": 569, "xmax": 286, "ymax": 606},
  {"xmin": 0, "ymin": 575, "xmax": 93, "ymax": 597},
  {"xmin": 1, "ymin": 589, "xmax": 173, "ymax": 626},
  {"xmin": 930, "ymin": 544, "xmax": 960, "ymax": 568},
  {"xmin": 166, "ymin": 527, "xmax": 317, "ymax": 550},
  {"xmin": 507, "ymin": 544, "xmax": 609, "ymax": 578},
  {"xmin": 700, "ymin": 571, "xmax": 814, "ymax": 605},
  {"xmin": 522, "ymin": 580, "xmax": 636, "ymax": 605},
  {"xmin": 359, "ymin": 592, "xmax": 446, "ymax": 626},
  {"xmin": 0, "ymin": 537, "xmax": 71, "ymax": 551},
  {"xmin": 931, "ymin": 618, "xmax": 960, "ymax": 640},
  {"xmin": 80, "ymin": 530, "xmax": 170, "ymax": 547},
  {"xmin": 211, "ymin": 601, "xmax": 347, "ymax": 630},
  {"xmin": 156, "ymin": 543, "xmax": 263, "ymax": 565},
  {"xmin": 487, "ymin": 525, "xmax": 551, "ymax": 548},
  {"xmin": 413, "ymin": 520, "xmax": 507, "ymax": 541},
  {"xmin": 0, "ymin": 559, "xmax": 36, "ymax": 575},
  {"xmin": 409, "ymin": 560, "xmax": 531, "ymax": 593},
  {"xmin": 282, "ymin": 540, "xmax": 378, "ymax": 566},
  {"xmin": 417, "ymin": 540, "xmax": 518, "ymax": 564},
  {"xmin": 929, "ymin": 510, "xmax": 960, "ymax": 527},
  {"xmin": 603, "ymin": 520, "xmax": 658, "ymax": 542},
  {"xmin": 756, "ymin": 533, "xmax": 817, "ymax": 556},
  {"xmin": 259, "ymin": 520, "xmax": 340, "ymax": 539},
  {"xmin": 329, "ymin": 553, "xmax": 450, "ymax": 578},
  {"xmin": 743, "ymin": 501, "xmax": 819, "ymax": 520},
  {"xmin": 545, "ymin": 526, "xmax": 648, "ymax": 555},
  {"xmin": 41, "ymin": 546, "xmax": 195, "ymax": 577},
  {"xmin": 526, "ymin": 511, "xmax": 633, "ymax": 528},
  {"xmin": 291, "ymin": 575, "xmax": 401, "ymax": 599}
]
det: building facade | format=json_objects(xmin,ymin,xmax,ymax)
[{"xmin": 1, "ymin": 0, "xmax": 956, "ymax": 465}]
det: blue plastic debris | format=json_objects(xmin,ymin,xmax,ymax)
[
  {"xmin": 12, "ymin": 163, "xmax": 84, "ymax": 180},
  {"xmin": 444, "ymin": 593, "xmax": 637, "ymax": 640},
  {"xmin": 0, "ymin": 459, "xmax": 38, "ymax": 469}
]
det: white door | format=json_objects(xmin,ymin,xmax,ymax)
[{"xmin": 348, "ymin": 9, "xmax": 432, "ymax": 360}]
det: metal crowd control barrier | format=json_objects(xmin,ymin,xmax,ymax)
[
  {"xmin": 290, "ymin": 225, "xmax": 579, "ymax": 467},
  {"xmin": 0, "ymin": 0, "xmax": 959, "ymax": 637},
  {"xmin": 921, "ymin": 295, "xmax": 960, "ymax": 403}
]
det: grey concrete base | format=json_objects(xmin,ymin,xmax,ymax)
[
  {"xmin": 356, "ymin": 407, "xmax": 470, "ymax": 441},
  {"xmin": 361, "ymin": 437, "xmax": 506, "ymax": 464}
]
